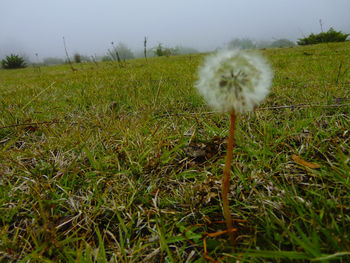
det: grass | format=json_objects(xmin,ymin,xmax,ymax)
[{"xmin": 0, "ymin": 42, "xmax": 349, "ymax": 262}]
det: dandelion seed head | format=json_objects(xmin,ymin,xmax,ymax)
[{"xmin": 195, "ymin": 49, "xmax": 273, "ymax": 113}]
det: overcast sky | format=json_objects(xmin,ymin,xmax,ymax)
[{"xmin": 0, "ymin": 0, "xmax": 349, "ymax": 59}]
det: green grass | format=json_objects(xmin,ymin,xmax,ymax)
[{"xmin": 0, "ymin": 42, "xmax": 349, "ymax": 262}]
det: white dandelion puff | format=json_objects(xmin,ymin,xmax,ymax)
[
  {"xmin": 194, "ymin": 49, "xmax": 273, "ymax": 244},
  {"xmin": 195, "ymin": 49, "xmax": 273, "ymax": 114}
]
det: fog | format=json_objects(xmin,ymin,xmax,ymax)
[{"xmin": 0, "ymin": 0, "xmax": 349, "ymax": 60}]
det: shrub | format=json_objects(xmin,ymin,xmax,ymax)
[
  {"xmin": 115, "ymin": 43, "xmax": 134, "ymax": 60},
  {"xmin": 255, "ymin": 40, "xmax": 273, "ymax": 49},
  {"xmin": 154, "ymin": 44, "xmax": 174, "ymax": 57},
  {"xmin": 174, "ymin": 46, "xmax": 199, "ymax": 55},
  {"xmin": 108, "ymin": 42, "xmax": 134, "ymax": 61},
  {"xmin": 270, "ymin": 39, "xmax": 296, "ymax": 48},
  {"xmin": 79, "ymin": 55, "xmax": 91, "ymax": 62},
  {"xmin": 43, "ymin": 57, "xmax": 65, "ymax": 65},
  {"xmin": 74, "ymin": 53, "xmax": 81, "ymax": 63},
  {"xmin": 1, "ymin": 54, "xmax": 27, "ymax": 69},
  {"xmin": 298, "ymin": 27, "xmax": 349, "ymax": 45},
  {"xmin": 228, "ymin": 38, "xmax": 256, "ymax": 49},
  {"xmin": 101, "ymin": 56, "xmax": 113, "ymax": 62}
]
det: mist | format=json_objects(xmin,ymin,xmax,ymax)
[{"xmin": 1, "ymin": 0, "xmax": 349, "ymax": 61}]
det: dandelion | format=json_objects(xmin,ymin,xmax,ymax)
[
  {"xmin": 196, "ymin": 49, "xmax": 272, "ymax": 114},
  {"xmin": 195, "ymin": 49, "xmax": 273, "ymax": 244}
]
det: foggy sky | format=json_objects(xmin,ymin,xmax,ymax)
[{"xmin": 1, "ymin": 0, "xmax": 349, "ymax": 60}]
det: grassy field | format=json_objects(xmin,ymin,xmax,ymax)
[{"xmin": 0, "ymin": 42, "xmax": 349, "ymax": 262}]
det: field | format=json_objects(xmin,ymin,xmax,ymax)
[{"xmin": 1, "ymin": 42, "xmax": 350, "ymax": 262}]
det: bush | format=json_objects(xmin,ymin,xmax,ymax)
[
  {"xmin": 255, "ymin": 40, "xmax": 273, "ymax": 49},
  {"xmin": 270, "ymin": 39, "xmax": 296, "ymax": 48},
  {"xmin": 43, "ymin": 57, "xmax": 65, "ymax": 65},
  {"xmin": 1, "ymin": 54, "xmax": 27, "ymax": 69},
  {"xmin": 154, "ymin": 44, "xmax": 175, "ymax": 57},
  {"xmin": 174, "ymin": 46, "xmax": 199, "ymax": 55},
  {"xmin": 101, "ymin": 56, "xmax": 113, "ymax": 62},
  {"xmin": 108, "ymin": 42, "xmax": 134, "ymax": 61},
  {"xmin": 116, "ymin": 43, "xmax": 134, "ymax": 60},
  {"xmin": 79, "ymin": 55, "xmax": 91, "ymax": 62},
  {"xmin": 298, "ymin": 27, "xmax": 349, "ymax": 45},
  {"xmin": 228, "ymin": 38, "xmax": 256, "ymax": 49},
  {"xmin": 74, "ymin": 53, "xmax": 81, "ymax": 63}
]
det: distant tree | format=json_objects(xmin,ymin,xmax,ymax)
[
  {"xmin": 133, "ymin": 50, "xmax": 149, "ymax": 58},
  {"xmin": 155, "ymin": 43, "xmax": 166, "ymax": 56},
  {"xmin": 136, "ymin": 44, "xmax": 198, "ymax": 58},
  {"xmin": 101, "ymin": 55, "xmax": 113, "ymax": 62},
  {"xmin": 1, "ymin": 54, "xmax": 27, "ymax": 69},
  {"xmin": 228, "ymin": 38, "xmax": 256, "ymax": 49},
  {"xmin": 43, "ymin": 57, "xmax": 65, "ymax": 65},
  {"xmin": 298, "ymin": 27, "xmax": 349, "ymax": 45},
  {"xmin": 270, "ymin": 38, "xmax": 296, "ymax": 48},
  {"xmin": 79, "ymin": 55, "xmax": 91, "ymax": 62},
  {"xmin": 255, "ymin": 40, "xmax": 272, "ymax": 49},
  {"xmin": 108, "ymin": 42, "xmax": 134, "ymax": 60},
  {"xmin": 154, "ymin": 43, "xmax": 176, "ymax": 57},
  {"xmin": 175, "ymin": 46, "xmax": 199, "ymax": 55},
  {"xmin": 74, "ymin": 53, "xmax": 81, "ymax": 63},
  {"xmin": 71, "ymin": 54, "xmax": 91, "ymax": 63},
  {"xmin": 108, "ymin": 43, "xmax": 121, "ymax": 62}
]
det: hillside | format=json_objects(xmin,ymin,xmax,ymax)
[{"xmin": 1, "ymin": 42, "xmax": 349, "ymax": 262}]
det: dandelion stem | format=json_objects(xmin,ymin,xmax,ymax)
[{"xmin": 222, "ymin": 112, "xmax": 236, "ymax": 245}]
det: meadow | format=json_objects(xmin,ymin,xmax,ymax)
[{"xmin": 0, "ymin": 42, "xmax": 349, "ymax": 262}]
